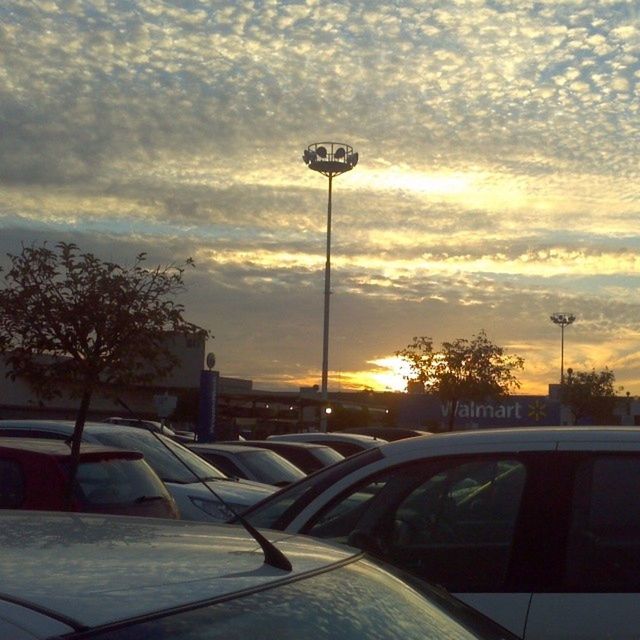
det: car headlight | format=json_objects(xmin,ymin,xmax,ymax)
[{"xmin": 189, "ymin": 497, "xmax": 242, "ymax": 521}]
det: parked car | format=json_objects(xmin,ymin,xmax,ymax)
[
  {"xmin": 268, "ymin": 431, "xmax": 386, "ymax": 456},
  {"xmin": 0, "ymin": 420, "xmax": 275, "ymax": 522},
  {"xmin": 225, "ymin": 439, "xmax": 345, "ymax": 473},
  {"xmin": 0, "ymin": 511, "xmax": 518, "ymax": 639},
  {"xmin": 244, "ymin": 427, "xmax": 640, "ymax": 639},
  {"xmin": 341, "ymin": 426, "xmax": 432, "ymax": 441},
  {"xmin": 0, "ymin": 438, "xmax": 178, "ymax": 519},
  {"xmin": 188, "ymin": 443, "xmax": 306, "ymax": 486},
  {"xmin": 103, "ymin": 416, "xmax": 196, "ymax": 443}
]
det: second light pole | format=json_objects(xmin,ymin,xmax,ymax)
[
  {"xmin": 550, "ymin": 312, "xmax": 576, "ymax": 385},
  {"xmin": 303, "ymin": 142, "xmax": 359, "ymax": 431}
]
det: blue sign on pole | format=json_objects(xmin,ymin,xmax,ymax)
[{"xmin": 197, "ymin": 370, "xmax": 219, "ymax": 442}]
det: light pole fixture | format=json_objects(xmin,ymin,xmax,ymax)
[
  {"xmin": 550, "ymin": 312, "xmax": 576, "ymax": 384},
  {"xmin": 303, "ymin": 142, "xmax": 358, "ymax": 431}
]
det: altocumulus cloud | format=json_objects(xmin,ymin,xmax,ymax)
[{"xmin": 2, "ymin": 0, "xmax": 640, "ymax": 394}]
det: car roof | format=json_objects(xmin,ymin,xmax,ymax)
[
  {"xmin": 0, "ymin": 512, "xmax": 358, "ymax": 628},
  {"xmin": 0, "ymin": 419, "xmax": 155, "ymax": 437},
  {"xmin": 268, "ymin": 432, "xmax": 386, "ymax": 445},
  {"xmin": 190, "ymin": 443, "xmax": 276, "ymax": 454},
  {"xmin": 344, "ymin": 427, "xmax": 432, "ymax": 438},
  {"xmin": 232, "ymin": 440, "xmax": 339, "ymax": 451},
  {"xmin": 379, "ymin": 425, "xmax": 640, "ymax": 458},
  {"xmin": 0, "ymin": 437, "xmax": 143, "ymax": 461}
]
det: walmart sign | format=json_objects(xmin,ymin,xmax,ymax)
[{"xmin": 397, "ymin": 395, "xmax": 560, "ymax": 428}]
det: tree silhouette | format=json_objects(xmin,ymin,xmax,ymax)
[
  {"xmin": 396, "ymin": 331, "xmax": 524, "ymax": 430},
  {"xmin": 562, "ymin": 367, "xmax": 620, "ymax": 425},
  {"xmin": 0, "ymin": 242, "xmax": 208, "ymax": 499}
]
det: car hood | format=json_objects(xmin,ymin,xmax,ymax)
[{"xmin": 0, "ymin": 512, "xmax": 357, "ymax": 628}]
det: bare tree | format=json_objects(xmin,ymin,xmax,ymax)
[{"xmin": 396, "ymin": 331, "xmax": 524, "ymax": 430}]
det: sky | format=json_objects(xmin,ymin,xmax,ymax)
[{"xmin": 2, "ymin": 0, "xmax": 640, "ymax": 396}]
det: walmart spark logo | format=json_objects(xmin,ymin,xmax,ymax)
[{"xmin": 528, "ymin": 400, "xmax": 547, "ymax": 422}]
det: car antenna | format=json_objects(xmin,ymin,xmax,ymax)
[
  {"xmin": 115, "ymin": 397, "xmax": 292, "ymax": 572},
  {"xmin": 116, "ymin": 398, "xmax": 152, "ymax": 429}
]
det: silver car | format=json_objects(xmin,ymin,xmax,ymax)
[
  {"xmin": 0, "ymin": 419, "xmax": 274, "ymax": 521},
  {"xmin": 0, "ymin": 511, "xmax": 517, "ymax": 639}
]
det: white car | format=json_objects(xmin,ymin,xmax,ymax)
[
  {"xmin": 245, "ymin": 427, "xmax": 640, "ymax": 639},
  {"xmin": 268, "ymin": 431, "xmax": 386, "ymax": 456},
  {"xmin": 0, "ymin": 420, "xmax": 275, "ymax": 521},
  {"xmin": 0, "ymin": 511, "xmax": 517, "ymax": 639}
]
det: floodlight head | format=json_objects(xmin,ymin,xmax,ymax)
[
  {"xmin": 550, "ymin": 312, "xmax": 576, "ymax": 327},
  {"xmin": 303, "ymin": 142, "xmax": 358, "ymax": 177}
]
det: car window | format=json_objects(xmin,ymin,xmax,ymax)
[
  {"xmin": 74, "ymin": 558, "xmax": 494, "ymax": 640},
  {"xmin": 565, "ymin": 454, "xmax": 640, "ymax": 592},
  {"xmin": 311, "ymin": 446, "xmax": 345, "ymax": 468},
  {"xmin": 238, "ymin": 450, "xmax": 305, "ymax": 485},
  {"xmin": 305, "ymin": 477, "xmax": 390, "ymax": 543},
  {"xmin": 266, "ymin": 446, "xmax": 318, "ymax": 473},
  {"xmin": 92, "ymin": 432, "xmax": 227, "ymax": 484},
  {"xmin": 75, "ymin": 458, "xmax": 169, "ymax": 507},
  {"xmin": 0, "ymin": 459, "xmax": 25, "ymax": 508},
  {"xmin": 200, "ymin": 453, "xmax": 244, "ymax": 479},
  {"xmin": 306, "ymin": 457, "xmax": 527, "ymax": 592},
  {"xmin": 243, "ymin": 448, "xmax": 384, "ymax": 529},
  {"xmin": 316, "ymin": 440, "xmax": 365, "ymax": 457}
]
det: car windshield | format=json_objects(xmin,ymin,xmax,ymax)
[
  {"xmin": 238, "ymin": 449, "xmax": 305, "ymax": 485},
  {"xmin": 93, "ymin": 431, "xmax": 226, "ymax": 484}
]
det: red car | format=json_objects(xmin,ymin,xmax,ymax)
[{"xmin": 0, "ymin": 438, "xmax": 178, "ymax": 519}]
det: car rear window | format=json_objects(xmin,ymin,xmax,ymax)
[{"xmin": 75, "ymin": 458, "xmax": 168, "ymax": 507}]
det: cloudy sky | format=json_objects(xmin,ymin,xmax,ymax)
[{"xmin": 2, "ymin": 0, "xmax": 640, "ymax": 395}]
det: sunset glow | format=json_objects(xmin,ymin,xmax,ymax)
[{"xmin": 3, "ymin": 0, "xmax": 640, "ymax": 395}]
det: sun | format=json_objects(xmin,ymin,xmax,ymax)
[{"xmin": 361, "ymin": 356, "xmax": 413, "ymax": 392}]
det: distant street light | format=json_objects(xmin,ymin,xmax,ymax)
[
  {"xmin": 550, "ymin": 312, "xmax": 576, "ymax": 384},
  {"xmin": 303, "ymin": 142, "xmax": 358, "ymax": 432}
]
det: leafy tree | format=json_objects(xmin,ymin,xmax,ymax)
[
  {"xmin": 396, "ymin": 331, "xmax": 524, "ymax": 430},
  {"xmin": 0, "ymin": 242, "xmax": 207, "ymax": 500},
  {"xmin": 562, "ymin": 367, "xmax": 620, "ymax": 425}
]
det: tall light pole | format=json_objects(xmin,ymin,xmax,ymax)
[
  {"xmin": 550, "ymin": 312, "xmax": 576, "ymax": 385},
  {"xmin": 303, "ymin": 142, "xmax": 358, "ymax": 431}
]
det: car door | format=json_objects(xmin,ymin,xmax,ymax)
[
  {"xmin": 302, "ymin": 452, "xmax": 555, "ymax": 637},
  {"xmin": 525, "ymin": 442, "xmax": 640, "ymax": 640}
]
